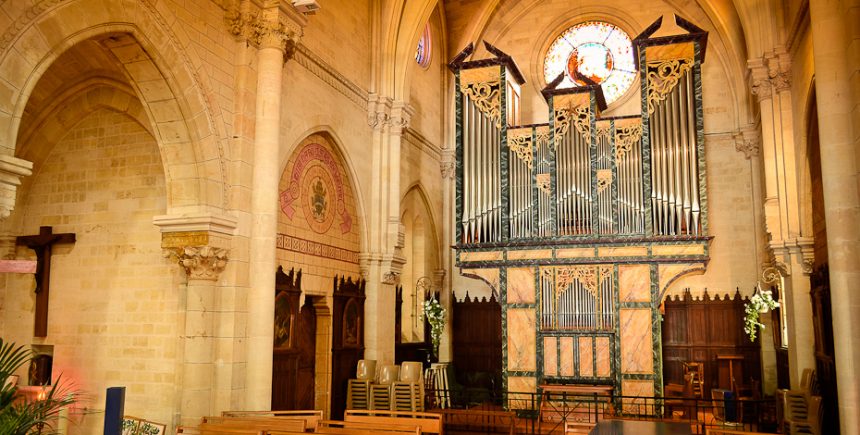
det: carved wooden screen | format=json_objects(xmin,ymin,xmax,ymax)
[
  {"xmin": 452, "ymin": 293, "xmax": 502, "ymax": 390},
  {"xmin": 331, "ymin": 274, "xmax": 366, "ymax": 419},
  {"xmin": 272, "ymin": 266, "xmax": 316, "ymax": 410},
  {"xmin": 661, "ymin": 290, "xmax": 761, "ymax": 396}
]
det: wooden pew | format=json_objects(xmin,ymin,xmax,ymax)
[
  {"xmin": 221, "ymin": 410, "xmax": 323, "ymax": 430},
  {"xmin": 704, "ymin": 429, "xmax": 773, "ymax": 435},
  {"xmin": 438, "ymin": 409, "xmax": 515, "ymax": 435},
  {"xmin": 344, "ymin": 409, "xmax": 443, "ymax": 434},
  {"xmin": 316, "ymin": 419, "xmax": 421, "ymax": 435},
  {"xmin": 198, "ymin": 422, "xmax": 264, "ymax": 435},
  {"xmin": 201, "ymin": 416, "xmax": 306, "ymax": 433}
]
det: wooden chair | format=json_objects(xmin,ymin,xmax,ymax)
[
  {"xmin": 665, "ymin": 373, "xmax": 695, "ymax": 418},
  {"xmin": 684, "ymin": 362, "xmax": 704, "ymax": 398},
  {"xmin": 344, "ymin": 409, "xmax": 443, "ymax": 434},
  {"xmin": 785, "ymin": 395, "xmax": 822, "ymax": 435}
]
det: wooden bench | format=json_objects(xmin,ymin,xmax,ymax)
[
  {"xmin": 201, "ymin": 416, "xmax": 306, "ymax": 433},
  {"xmin": 704, "ymin": 429, "xmax": 774, "ymax": 435},
  {"xmin": 221, "ymin": 410, "xmax": 323, "ymax": 430},
  {"xmin": 564, "ymin": 421, "xmax": 595, "ymax": 434},
  {"xmin": 316, "ymin": 419, "xmax": 421, "ymax": 435},
  {"xmin": 438, "ymin": 409, "xmax": 515, "ymax": 435},
  {"xmin": 344, "ymin": 409, "xmax": 443, "ymax": 434},
  {"xmin": 198, "ymin": 422, "xmax": 265, "ymax": 435}
]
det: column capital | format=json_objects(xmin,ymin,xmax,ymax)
[
  {"xmin": 389, "ymin": 101, "xmax": 414, "ymax": 135},
  {"xmin": 166, "ymin": 245, "xmax": 229, "ymax": 281},
  {"xmin": 225, "ymin": 1, "xmax": 307, "ymax": 56},
  {"xmin": 733, "ymin": 124, "xmax": 761, "ymax": 159},
  {"xmin": 766, "ymin": 48, "xmax": 792, "ymax": 92},
  {"xmin": 440, "ymin": 151, "xmax": 455, "ymax": 179},
  {"xmin": 0, "ymin": 154, "xmax": 33, "ymax": 220}
]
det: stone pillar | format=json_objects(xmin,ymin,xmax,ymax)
[
  {"xmin": 809, "ymin": 0, "xmax": 860, "ymax": 432},
  {"xmin": 362, "ymin": 96, "xmax": 412, "ymax": 364},
  {"xmin": 438, "ymin": 153, "xmax": 455, "ymax": 363},
  {"xmin": 0, "ymin": 154, "xmax": 32, "ymax": 220},
  {"xmin": 227, "ymin": 2, "xmax": 306, "ymax": 410},
  {"xmin": 171, "ymin": 246, "xmax": 228, "ymax": 427},
  {"xmin": 154, "ymin": 213, "xmax": 236, "ymax": 425},
  {"xmin": 749, "ymin": 53, "xmax": 816, "ymax": 388}
]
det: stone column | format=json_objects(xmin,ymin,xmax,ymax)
[
  {"xmin": 438, "ymin": 153, "xmax": 455, "ymax": 363},
  {"xmin": 230, "ymin": 2, "xmax": 306, "ymax": 410},
  {"xmin": 809, "ymin": 0, "xmax": 860, "ymax": 432},
  {"xmin": 362, "ymin": 97, "xmax": 412, "ymax": 364},
  {"xmin": 749, "ymin": 54, "xmax": 816, "ymax": 388},
  {"xmin": 171, "ymin": 246, "xmax": 228, "ymax": 427}
]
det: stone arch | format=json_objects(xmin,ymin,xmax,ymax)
[
  {"xmin": 400, "ymin": 183, "xmax": 442, "ymax": 268},
  {"xmin": 0, "ymin": 0, "xmax": 228, "ymax": 212},
  {"xmin": 283, "ymin": 126, "xmax": 368, "ymax": 255}
]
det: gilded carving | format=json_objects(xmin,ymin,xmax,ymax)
[
  {"xmin": 462, "ymin": 80, "xmax": 502, "ymax": 128},
  {"xmin": 536, "ymin": 173, "xmax": 551, "ymax": 195},
  {"xmin": 647, "ymin": 58, "xmax": 693, "ymax": 114},
  {"xmin": 161, "ymin": 231, "xmax": 210, "ymax": 249},
  {"xmin": 596, "ymin": 169, "xmax": 612, "ymax": 193},
  {"xmin": 553, "ymin": 265, "xmax": 612, "ymax": 299},
  {"xmin": 554, "ymin": 105, "xmax": 590, "ymax": 143},
  {"xmin": 535, "ymin": 126, "xmax": 551, "ymax": 151},
  {"xmin": 508, "ymin": 131, "xmax": 534, "ymax": 168},
  {"xmin": 614, "ymin": 122, "xmax": 642, "ymax": 160}
]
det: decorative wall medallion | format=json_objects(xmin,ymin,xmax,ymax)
[{"xmin": 281, "ymin": 143, "xmax": 352, "ymax": 234}]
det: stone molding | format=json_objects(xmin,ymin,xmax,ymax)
[
  {"xmin": 167, "ymin": 245, "xmax": 229, "ymax": 281},
  {"xmin": 403, "ymin": 128, "xmax": 442, "ymax": 161},
  {"xmin": 733, "ymin": 125, "xmax": 761, "ymax": 159},
  {"xmin": 0, "ymin": 154, "xmax": 33, "ymax": 220},
  {"xmin": 767, "ymin": 237, "xmax": 815, "ymax": 277},
  {"xmin": 295, "ymin": 43, "xmax": 369, "ymax": 109},
  {"xmin": 153, "ymin": 213, "xmax": 238, "ymax": 237}
]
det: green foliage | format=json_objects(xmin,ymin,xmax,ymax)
[
  {"xmin": 0, "ymin": 339, "xmax": 77, "ymax": 435},
  {"xmin": 743, "ymin": 290, "xmax": 779, "ymax": 342},
  {"xmin": 422, "ymin": 298, "xmax": 446, "ymax": 358}
]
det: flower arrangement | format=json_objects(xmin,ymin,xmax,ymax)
[
  {"xmin": 422, "ymin": 298, "xmax": 446, "ymax": 358},
  {"xmin": 743, "ymin": 285, "xmax": 779, "ymax": 342}
]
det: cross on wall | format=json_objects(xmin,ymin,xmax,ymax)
[{"xmin": 4, "ymin": 226, "xmax": 77, "ymax": 337}]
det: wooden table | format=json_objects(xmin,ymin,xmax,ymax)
[{"xmin": 589, "ymin": 420, "xmax": 691, "ymax": 434}]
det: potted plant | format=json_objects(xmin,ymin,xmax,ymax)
[
  {"xmin": 743, "ymin": 286, "xmax": 779, "ymax": 342},
  {"xmin": 422, "ymin": 298, "xmax": 446, "ymax": 359},
  {"xmin": 0, "ymin": 339, "xmax": 76, "ymax": 435}
]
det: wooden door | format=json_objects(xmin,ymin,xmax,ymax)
[
  {"xmin": 330, "ymin": 275, "xmax": 366, "ymax": 419},
  {"xmin": 272, "ymin": 266, "xmax": 316, "ymax": 411}
]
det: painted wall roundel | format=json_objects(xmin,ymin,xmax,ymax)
[{"xmin": 280, "ymin": 143, "xmax": 353, "ymax": 234}]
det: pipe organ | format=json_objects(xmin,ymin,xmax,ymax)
[{"xmin": 451, "ymin": 16, "xmax": 711, "ymax": 407}]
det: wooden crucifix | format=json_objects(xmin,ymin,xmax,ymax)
[{"xmin": 16, "ymin": 226, "xmax": 76, "ymax": 337}]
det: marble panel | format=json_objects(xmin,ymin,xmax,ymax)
[
  {"xmin": 508, "ymin": 249, "xmax": 553, "ymax": 260},
  {"xmin": 578, "ymin": 336, "xmax": 594, "ymax": 377},
  {"xmin": 619, "ymin": 264, "xmax": 651, "ymax": 303},
  {"xmin": 596, "ymin": 336, "xmax": 611, "ymax": 377},
  {"xmin": 460, "ymin": 251, "xmax": 503, "ymax": 262},
  {"xmin": 507, "ymin": 376, "xmax": 536, "ymax": 409},
  {"xmin": 560, "ymin": 337, "xmax": 574, "ymax": 377},
  {"xmin": 619, "ymin": 308, "xmax": 654, "ymax": 374},
  {"xmin": 652, "ymin": 244, "xmax": 705, "ymax": 256},
  {"xmin": 507, "ymin": 308, "xmax": 536, "ymax": 372},
  {"xmin": 556, "ymin": 248, "xmax": 594, "ymax": 258},
  {"xmin": 597, "ymin": 246, "xmax": 648, "ymax": 257},
  {"xmin": 544, "ymin": 337, "xmax": 558, "ymax": 376},
  {"xmin": 507, "ymin": 267, "xmax": 535, "ymax": 304},
  {"xmin": 621, "ymin": 379, "xmax": 655, "ymax": 414}
]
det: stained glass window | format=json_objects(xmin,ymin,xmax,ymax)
[
  {"xmin": 544, "ymin": 21, "xmax": 636, "ymax": 105},
  {"xmin": 415, "ymin": 24, "xmax": 432, "ymax": 68}
]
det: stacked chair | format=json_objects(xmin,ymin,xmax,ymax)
[
  {"xmin": 776, "ymin": 369, "xmax": 823, "ymax": 435},
  {"xmin": 347, "ymin": 359, "xmax": 376, "ymax": 410},
  {"xmin": 347, "ymin": 360, "xmax": 426, "ymax": 411}
]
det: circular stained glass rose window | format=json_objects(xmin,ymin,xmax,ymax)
[{"xmin": 544, "ymin": 21, "xmax": 636, "ymax": 105}]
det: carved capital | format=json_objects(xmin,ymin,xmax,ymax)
[
  {"xmin": 733, "ymin": 125, "xmax": 761, "ymax": 159},
  {"xmin": 367, "ymin": 93, "xmax": 392, "ymax": 131},
  {"xmin": 440, "ymin": 161, "xmax": 455, "ymax": 180},
  {"xmin": 382, "ymin": 271, "xmax": 400, "ymax": 285},
  {"xmin": 748, "ymin": 58, "xmax": 773, "ymax": 101},
  {"xmin": 225, "ymin": 3, "xmax": 305, "ymax": 55},
  {"xmin": 389, "ymin": 101, "xmax": 414, "ymax": 135},
  {"xmin": 766, "ymin": 49, "xmax": 792, "ymax": 93},
  {"xmin": 166, "ymin": 245, "xmax": 229, "ymax": 281},
  {"xmin": 761, "ymin": 265, "xmax": 782, "ymax": 284},
  {"xmin": 0, "ymin": 154, "xmax": 33, "ymax": 221}
]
